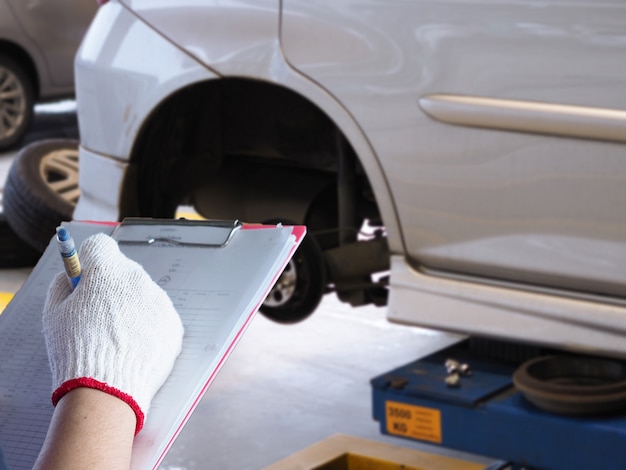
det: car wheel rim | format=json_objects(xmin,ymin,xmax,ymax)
[
  {"xmin": 0, "ymin": 65, "xmax": 27, "ymax": 141},
  {"xmin": 39, "ymin": 148, "xmax": 80, "ymax": 205},
  {"xmin": 263, "ymin": 260, "xmax": 298, "ymax": 307}
]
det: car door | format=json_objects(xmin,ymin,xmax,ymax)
[{"xmin": 281, "ymin": 0, "xmax": 626, "ymax": 299}]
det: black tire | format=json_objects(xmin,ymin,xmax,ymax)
[
  {"xmin": 0, "ymin": 54, "xmax": 35, "ymax": 151},
  {"xmin": 259, "ymin": 220, "xmax": 327, "ymax": 324},
  {"xmin": 3, "ymin": 139, "xmax": 78, "ymax": 252},
  {"xmin": 513, "ymin": 355, "xmax": 626, "ymax": 416},
  {"xmin": 0, "ymin": 213, "xmax": 41, "ymax": 268}
]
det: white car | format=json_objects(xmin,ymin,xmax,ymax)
[{"xmin": 59, "ymin": 1, "xmax": 626, "ymax": 356}]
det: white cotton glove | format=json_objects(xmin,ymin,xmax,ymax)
[{"xmin": 43, "ymin": 232, "xmax": 184, "ymax": 434}]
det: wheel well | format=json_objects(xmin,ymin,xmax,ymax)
[
  {"xmin": 125, "ymin": 77, "xmax": 389, "ymax": 308},
  {"xmin": 125, "ymin": 77, "xmax": 380, "ymax": 234},
  {"xmin": 0, "ymin": 40, "xmax": 40, "ymax": 99}
]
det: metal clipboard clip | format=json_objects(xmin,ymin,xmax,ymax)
[{"xmin": 112, "ymin": 218, "xmax": 243, "ymax": 248}]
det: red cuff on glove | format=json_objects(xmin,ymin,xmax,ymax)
[{"xmin": 52, "ymin": 377, "xmax": 145, "ymax": 435}]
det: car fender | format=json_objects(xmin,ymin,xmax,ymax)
[
  {"xmin": 75, "ymin": 2, "xmax": 219, "ymax": 160},
  {"xmin": 113, "ymin": 0, "xmax": 403, "ymax": 254},
  {"xmin": 74, "ymin": 3, "xmax": 219, "ymax": 222}
]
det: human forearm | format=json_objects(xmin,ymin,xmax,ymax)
[{"xmin": 33, "ymin": 388, "xmax": 136, "ymax": 470}]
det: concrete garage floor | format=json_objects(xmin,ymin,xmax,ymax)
[
  {"xmin": 0, "ymin": 104, "xmax": 496, "ymax": 469},
  {"xmin": 158, "ymin": 296, "xmax": 493, "ymax": 469}
]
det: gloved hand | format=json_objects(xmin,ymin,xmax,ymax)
[{"xmin": 43, "ymin": 232, "xmax": 184, "ymax": 434}]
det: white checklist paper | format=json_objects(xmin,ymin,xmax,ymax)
[{"xmin": 0, "ymin": 219, "xmax": 304, "ymax": 470}]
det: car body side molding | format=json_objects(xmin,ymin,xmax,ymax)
[{"xmin": 419, "ymin": 94, "xmax": 626, "ymax": 143}]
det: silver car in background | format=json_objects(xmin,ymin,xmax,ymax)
[{"xmin": 0, "ymin": 0, "xmax": 97, "ymax": 150}]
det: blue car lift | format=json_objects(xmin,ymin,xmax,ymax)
[{"xmin": 371, "ymin": 340, "xmax": 626, "ymax": 470}]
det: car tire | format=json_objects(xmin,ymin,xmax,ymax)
[
  {"xmin": 0, "ymin": 54, "xmax": 35, "ymax": 151},
  {"xmin": 3, "ymin": 139, "xmax": 78, "ymax": 252},
  {"xmin": 0, "ymin": 213, "xmax": 41, "ymax": 268},
  {"xmin": 259, "ymin": 219, "xmax": 327, "ymax": 324}
]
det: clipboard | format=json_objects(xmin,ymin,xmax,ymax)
[
  {"xmin": 0, "ymin": 218, "xmax": 306, "ymax": 470},
  {"xmin": 112, "ymin": 217, "xmax": 243, "ymax": 248}
]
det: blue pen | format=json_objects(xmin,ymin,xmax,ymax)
[{"xmin": 56, "ymin": 227, "xmax": 82, "ymax": 288}]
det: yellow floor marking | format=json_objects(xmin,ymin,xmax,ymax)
[
  {"xmin": 175, "ymin": 209, "xmax": 206, "ymax": 220},
  {"xmin": 0, "ymin": 292, "xmax": 15, "ymax": 315}
]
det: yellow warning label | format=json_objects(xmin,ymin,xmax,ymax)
[{"xmin": 385, "ymin": 401, "xmax": 442, "ymax": 444}]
